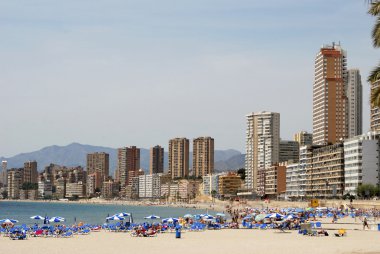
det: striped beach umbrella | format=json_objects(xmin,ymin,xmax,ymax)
[
  {"xmin": 49, "ymin": 217, "xmax": 65, "ymax": 223},
  {"xmin": 106, "ymin": 215, "xmax": 124, "ymax": 221},
  {"xmin": 162, "ymin": 218, "xmax": 178, "ymax": 223},
  {"xmin": 144, "ymin": 215, "xmax": 160, "ymax": 219},
  {"xmin": 0, "ymin": 218, "xmax": 18, "ymax": 224},
  {"xmin": 30, "ymin": 215, "xmax": 45, "ymax": 220},
  {"xmin": 114, "ymin": 212, "xmax": 130, "ymax": 217}
]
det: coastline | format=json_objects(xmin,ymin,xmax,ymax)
[{"xmin": 0, "ymin": 198, "xmax": 227, "ymax": 213}]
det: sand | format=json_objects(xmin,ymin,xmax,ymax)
[{"xmin": 1, "ymin": 217, "xmax": 380, "ymax": 254}]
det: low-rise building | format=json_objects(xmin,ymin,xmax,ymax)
[
  {"xmin": 265, "ymin": 163, "xmax": 287, "ymax": 198},
  {"xmin": 308, "ymin": 143, "xmax": 345, "ymax": 198},
  {"xmin": 66, "ymin": 181, "xmax": 85, "ymax": 198},
  {"xmin": 38, "ymin": 180, "xmax": 53, "ymax": 199},
  {"xmin": 202, "ymin": 174, "xmax": 221, "ymax": 196},
  {"xmin": 218, "ymin": 173, "xmax": 242, "ymax": 197},
  {"xmin": 102, "ymin": 180, "xmax": 119, "ymax": 199}
]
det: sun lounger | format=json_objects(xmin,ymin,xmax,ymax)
[{"xmin": 61, "ymin": 231, "xmax": 73, "ymax": 238}]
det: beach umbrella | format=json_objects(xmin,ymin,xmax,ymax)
[
  {"xmin": 202, "ymin": 214, "xmax": 215, "ymax": 220},
  {"xmin": 49, "ymin": 217, "xmax": 65, "ymax": 223},
  {"xmin": 114, "ymin": 212, "xmax": 130, "ymax": 217},
  {"xmin": 216, "ymin": 213, "xmax": 226, "ymax": 217},
  {"xmin": 285, "ymin": 214, "xmax": 297, "ymax": 220},
  {"xmin": 106, "ymin": 215, "xmax": 124, "ymax": 221},
  {"xmin": 144, "ymin": 215, "xmax": 160, "ymax": 220},
  {"xmin": 254, "ymin": 214, "xmax": 266, "ymax": 221},
  {"xmin": 30, "ymin": 215, "xmax": 45, "ymax": 220},
  {"xmin": 183, "ymin": 214, "xmax": 193, "ymax": 218},
  {"xmin": 0, "ymin": 219, "xmax": 18, "ymax": 224},
  {"xmin": 266, "ymin": 213, "xmax": 284, "ymax": 219},
  {"xmin": 112, "ymin": 213, "xmax": 130, "ymax": 218},
  {"xmin": 162, "ymin": 218, "xmax": 178, "ymax": 223},
  {"xmin": 243, "ymin": 215, "xmax": 253, "ymax": 220}
]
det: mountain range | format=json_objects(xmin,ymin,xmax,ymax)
[{"xmin": 0, "ymin": 143, "xmax": 245, "ymax": 175}]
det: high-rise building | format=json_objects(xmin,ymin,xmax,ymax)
[
  {"xmin": 117, "ymin": 146, "xmax": 140, "ymax": 187},
  {"xmin": 23, "ymin": 161, "xmax": 38, "ymax": 184},
  {"xmin": 347, "ymin": 69, "xmax": 362, "ymax": 137},
  {"xmin": 86, "ymin": 152, "xmax": 109, "ymax": 183},
  {"xmin": 313, "ymin": 43, "xmax": 348, "ymax": 145},
  {"xmin": 245, "ymin": 111, "xmax": 280, "ymax": 191},
  {"xmin": 149, "ymin": 145, "xmax": 164, "ymax": 175},
  {"xmin": 279, "ymin": 140, "xmax": 299, "ymax": 163},
  {"xmin": 7, "ymin": 168, "xmax": 24, "ymax": 199},
  {"xmin": 168, "ymin": 138, "xmax": 189, "ymax": 179},
  {"xmin": 193, "ymin": 137, "xmax": 214, "ymax": 177},
  {"xmin": 294, "ymin": 131, "xmax": 313, "ymax": 147},
  {"xmin": 1, "ymin": 160, "xmax": 7, "ymax": 186},
  {"xmin": 371, "ymin": 80, "xmax": 380, "ymax": 131}
]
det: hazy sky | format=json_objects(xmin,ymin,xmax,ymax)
[{"xmin": 0, "ymin": 0, "xmax": 378, "ymax": 157}]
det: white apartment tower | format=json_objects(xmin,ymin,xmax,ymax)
[
  {"xmin": 313, "ymin": 43, "xmax": 348, "ymax": 145},
  {"xmin": 347, "ymin": 69, "xmax": 362, "ymax": 137},
  {"xmin": 344, "ymin": 132, "xmax": 380, "ymax": 195},
  {"xmin": 245, "ymin": 111, "xmax": 280, "ymax": 191}
]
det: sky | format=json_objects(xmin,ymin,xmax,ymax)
[{"xmin": 0, "ymin": 0, "xmax": 378, "ymax": 157}]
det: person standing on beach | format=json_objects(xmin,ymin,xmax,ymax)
[{"xmin": 363, "ymin": 217, "xmax": 369, "ymax": 230}]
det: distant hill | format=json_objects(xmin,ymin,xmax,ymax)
[
  {"xmin": 215, "ymin": 154, "xmax": 245, "ymax": 171},
  {"xmin": 0, "ymin": 143, "xmax": 243, "ymax": 175}
]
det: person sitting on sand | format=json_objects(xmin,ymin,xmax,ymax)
[{"xmin": 318, "ymin": 229, "xmax": 329, "ymax": 236}]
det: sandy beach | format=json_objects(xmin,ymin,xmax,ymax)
[{"xmin": 1, "ymin": 217, "xmax": 380, "ymax": 254}]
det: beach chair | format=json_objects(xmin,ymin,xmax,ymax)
[
  {"xmin": 259, "ymin": 224, "xmax": 267, "ymax": 230},
  {"xmin": 61, "ymin": 231, "xmax": 73, "ymax": 238}
]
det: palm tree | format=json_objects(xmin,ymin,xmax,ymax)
[{"xmin": 367, "ymin": 1, "xmax": 380, "ymax": 107}]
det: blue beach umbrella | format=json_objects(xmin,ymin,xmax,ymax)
[
  {"xmin": 162, "ymin": 218, "xmax": 178, "ymax": 223},
  {"xmin": 202, "ymin": 214, "xmax": 215, "ymax": 220},
  {"xmin": 0, "ymin": 219, "xmax": 18, "ymax": 224},
  {"xmin": 266, "ymin": 213, "xmax": 284, "ymax": 219},
  {"xmin": 144, "ymin": 215, "xmax": 160, "ymax": 220},
  {"xmin": 30, "ymin": 215, "xmax": 45, "ymax": 220},
  {"xmin": 49, "ymin": 217, "xmax": 65, "ymax": 223},
  {"xmin": 114, "ymin": 212, "xmax": 130, "ymax": 217},
  {"xmin": 183, "ymin": 214, "xmax": 193, "ymax": 218},
  {"xmin": 106, "ymin": 215, "xmax": 124, "ymax": 221},
  {"xmin": 285, "ymin": 214, "xmax": 297, "ymax": 220},
  {"xmin": 243, "ymin": 215, "xmax": 253, "ymax": 220},
  {"xmin": 216, "ymin": 213, "xmax": 226, "ymax": 217}
]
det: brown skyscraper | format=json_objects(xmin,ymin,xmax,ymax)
[
  {"xmin": 313, "ymin": 43, "xmax": 348, "ymax": 145},
  {"xmin": 117, "ymin": 146, "xmax": 140, "ymax": 187},
  {"xmin": 86, "ymin": 152, "xmax": 109, "ymax": 183},
  {"xmin": 150, "ymin": 145, "xmax": 164, "ymax": 174},
  {"xmin": 193, "ymin": 137, "xmax": 214, "ymax": 177},
  {"xmin": 168, "ymin": 138, "xmax": 189, "ymax": 179},
  {"xmin": 23, "ymin": 161, "xmax": 38, "ymax": 184}
]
